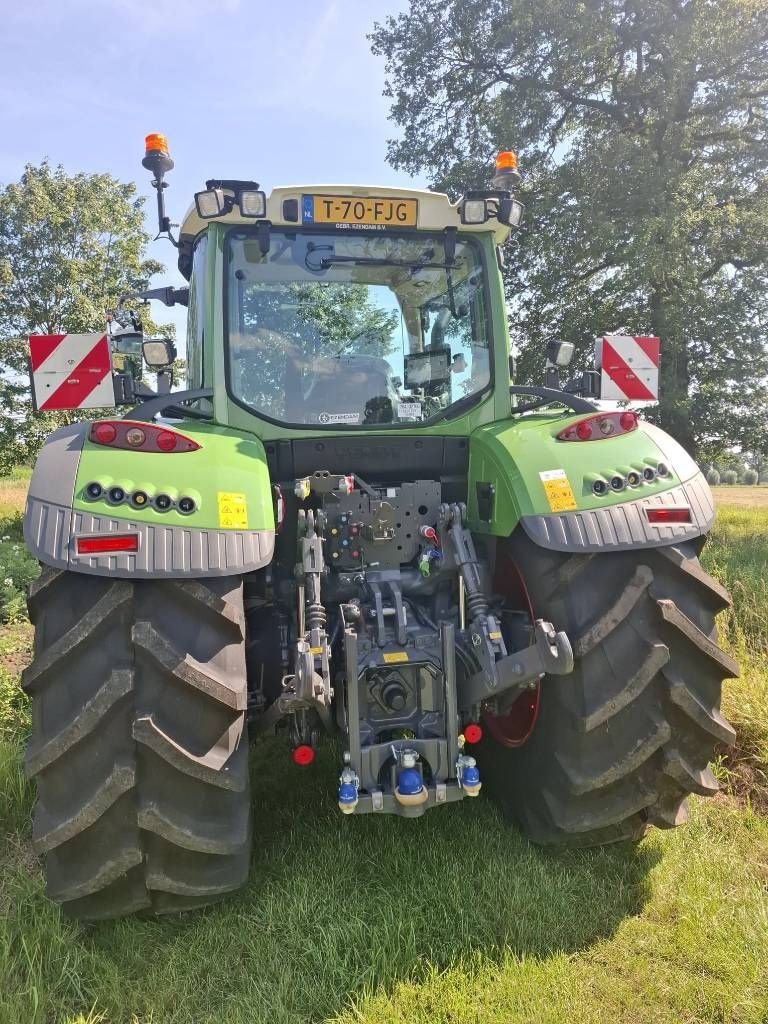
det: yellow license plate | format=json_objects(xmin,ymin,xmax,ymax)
[{"xmin": 305, "ymin": 194, "xmax": 418, "ymax": 227}]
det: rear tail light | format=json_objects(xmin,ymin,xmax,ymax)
[
  {"xmin": 93, "ymin": 422, "xmax": 117, "ymax": 445},
  {"xmin": 156, "ymin": 430, "xmax": 179, "ymax": 452},
  {"xmin": 89, "ymin": 420, "xmax": 200, "ymax": 453},
  {"xmin": 558, "ymin": 410, "xmax": 638, "ymax": 441},
  {"xmin": 76, "ymin": 534, "xmax": 139, "ymax": 555},
  {"xmin": 646, "ymin": 508, "xmax": 691, "ymax": 524}
]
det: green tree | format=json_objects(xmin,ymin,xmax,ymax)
[
  {"xmin": 371, "ymin": 0, "xmax": 768, "ymax": 454},
  {"xmin": 0, "ymin": 162, "xmax": 163, "ymax": 473}
]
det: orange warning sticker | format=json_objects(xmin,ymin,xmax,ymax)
[
  {"xmin": 539, "ymin": 469, "xmax": 578, "ymax": 513},
  {"xmin": 217, "ymin": 491, "xmax": 248, "ymax": 529}
]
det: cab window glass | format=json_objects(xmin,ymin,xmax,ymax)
[
  {"xmin": 226, "ymin": 230, "xmax": 492, "ymax": 427},
  {"xmin": 187, "ymin": 234, "xmax": 207, "ymax": 387}
]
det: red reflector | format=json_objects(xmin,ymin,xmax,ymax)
[
  {"xmin": 464, "ymin": 723, "xmax": 483, "ymax": 744},
  {"xmin": 645, "ymin": 508, "xmax": 691, "ymax": 524},
  {"xmin": 576, "ymin": 420, "xmax": 593, "ymax": 440},
  {"xmin": 292, "ymin": 745, "xmax": 315, "ymax": 766},
  {"xmin": 76, "ymin": 534, "xmax": 139, "ymax": 554}
]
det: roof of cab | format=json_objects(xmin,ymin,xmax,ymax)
[{"xmin": 178, "ymin": 183, "xmax": 511, "ymax": 245}]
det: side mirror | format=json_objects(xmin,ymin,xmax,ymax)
[
  {"xmin": 112, "ymin": 331, "xmax": 144, "ymax": 356},
  {"xmin": 142, "ymin": 338, "xmax": 177, "ymax": 369}
]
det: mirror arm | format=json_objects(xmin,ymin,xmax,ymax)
[
  {"xmin": 119, "ymin": 286, "xmax": 189, "ymax": 308},
  {"xmin": 509, "ymin": 385, "xmax": 598, "ymax": 414},
  {"xmin": 129, "ymin": 387, "xmax": 214, "ymax": 423}
]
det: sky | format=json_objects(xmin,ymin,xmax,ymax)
[{"xmin": 1, "ymin": 0, "xmax": 424, "ymax": 342}]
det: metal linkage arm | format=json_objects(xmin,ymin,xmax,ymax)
[
  {"xmin": 279, "ymin": 510, "xmax": 333, "ymax": 731},
  {"xmin": 439, "ymin": 502, "xmax": 507, "ymax": 685},
  {"xmin": 439, "ymin": 502, "xmax": 573, "ymax": 709},
  {"xmin": 462, "ymin": 619, "xmax": 573, "ymax": 707}
]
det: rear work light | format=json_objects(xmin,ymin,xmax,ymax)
[
  {"xmin": 557, "ymin": 410, "xmax": 638, "ymax": 441},
  {"xmin": 89, "ymin": 420, "xmax": 200, "ymax": 453},
  {"xmin": 76, "ymin": 534, "xmax": 139, "ymax": 555},
  {"xmin": 645, "ymin": 508, "xmax": 692, "ymax": 524}
]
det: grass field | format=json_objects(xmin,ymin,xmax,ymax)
[
  {"xmin": 1, "ymin": 476, "xmax": 767, "ymax": 1024},
  {"xmin": 711, "ymin": 485, "xmax": 768, "ymax": 508}
]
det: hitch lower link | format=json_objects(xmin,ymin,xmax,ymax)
[
  {"xmin": 439, "ymin": 502, "xmax": 574, "ymax": 708},
  {"xmin": 257, "ymin": 509, "xmax": 334, "ymax": 741}
]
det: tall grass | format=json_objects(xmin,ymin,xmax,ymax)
[{"xmin": 701, "ymin": 506, "xmax": 768, "ymax": 803}]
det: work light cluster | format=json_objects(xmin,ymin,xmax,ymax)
[
  {"xmin": 84, "ymin": 481, "xmax": 196, "ymax": 515},
  {"xmin": 592, "ymin": 462, "xmax": 670, "ymax": 497}
]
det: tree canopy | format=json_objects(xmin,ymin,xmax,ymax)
[
  {"xmin": 0, "ymin": 162, "xmax": 163, "ymax": 473},
  {"xmin": 371, "ymin": 0, "xmax": 768, "ymax": 455}
]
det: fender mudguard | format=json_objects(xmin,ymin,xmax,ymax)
[
  {"xmin": 24, "ymin": 420, "xmax": 275, "ymax": 578},
  {"xmin": 467, "ymin": 415, "xmax": 714, "ymax": 552}
]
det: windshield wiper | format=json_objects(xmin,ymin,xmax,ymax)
[
  {"xmin": 304, "ymin": 241, "xmax": 455, "ymax": 274},
  {"xmin": 320, "ymin": 256, "xmax": 456, "ymax": 270}
]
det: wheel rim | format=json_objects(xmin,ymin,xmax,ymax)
[{"xmin": 481, "ymin": 553, "xmax": 541, "ymax": 748}]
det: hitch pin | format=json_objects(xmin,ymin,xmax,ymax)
[{"xmin": 297, "ymin": 582, "xmax": 305, "ymax": 637}]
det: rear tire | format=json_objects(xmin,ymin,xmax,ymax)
[
  {"xmin": 22, "ymin": 568, "xmax": 251, "ymax": 920},
  {"xmin": 478, "ymin": 532, "xmax": 737, "ymax": 846}
]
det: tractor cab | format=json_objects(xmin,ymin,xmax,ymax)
[{"xmin": 173, "ymin": 167, "xmax": 522, "ymax": 438}]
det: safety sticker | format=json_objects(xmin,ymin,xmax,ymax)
[
  {"xmin": 539, "ymin": 469, "xmax": 578, "ymax": 513},
  {"xmin": 397, "ymin": 402, "xmax": 422, "ymax": 420},
  {"xmin": 317, "ymin": 411, "xmax": 360, "ymax": 425},
  {"xmin": 217, "ymin": 491, "xmax": 248, "ymax": 530},
  {"xmin": 383, "ymin": 651, "xmax": 409, "ymax": 664}
]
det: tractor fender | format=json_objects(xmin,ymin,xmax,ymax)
[
  {"xmin": 466, "ymin": 416, "xmax": 713, "ymax": 552},
  {"xmin": 24, "ymin": 420, "xmax": 275, "ymax": 578}
]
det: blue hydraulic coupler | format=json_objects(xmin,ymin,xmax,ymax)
[
  {"xmin": 397, "ymin": 767, "xmax": 423, "ymax": 796},
  {"xmin": 458, "ymin": 755, "xmax": 482, "ymax": 797},
  {"xmin": 338, "ymin": 766, "xmax": 359, "ymax": 814},
  {"xmin": 394, "ymin": 749, "xmax": 428, "ymax": 807}
]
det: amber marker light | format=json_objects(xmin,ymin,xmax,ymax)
[
  {"xmin": 145, "ymin": 133, "xmax": 170, "ymax": 156},
  {"xmin": 495, "ymin": 150, "xmax": 518, "ymax": 171}
]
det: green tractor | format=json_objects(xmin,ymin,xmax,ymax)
[{"xmin": 21, "ymin": 135, "xmax": 737, "ymax": 920}]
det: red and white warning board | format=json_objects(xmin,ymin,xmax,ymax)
[
  {"xmin": 29, "ymin": 333, "xmax": 115, "ymax": 411},
  {"xmin": 595, "ymin": 334, "xmax": 660, "ymax": 401}
]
